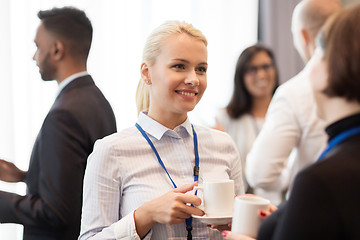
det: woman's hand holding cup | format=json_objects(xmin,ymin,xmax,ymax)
[{"xmin": 134, "ymin": 182, "xmax": 204, "ymax": 237}]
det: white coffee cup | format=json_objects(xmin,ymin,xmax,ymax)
[
  {"xmin": 194, "ymin": 179, "xmax": 234, "ymax": 217},
  {"xmin": 231, "ymin": 195, "xmax": 270, "ymax": 238}
]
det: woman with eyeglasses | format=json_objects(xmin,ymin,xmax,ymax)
[{"xmin": 214, "ymin": 45, "xmax": 280, "ymax": 203}]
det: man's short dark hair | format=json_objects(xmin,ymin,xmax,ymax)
[{"xmin": 38, "ymin": 7, "xmax": 93, "ymax": 61}]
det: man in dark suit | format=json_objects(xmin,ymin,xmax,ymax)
[{"xmin": 0, "ymin": 7, "xmax": 117, "ymax": 240}]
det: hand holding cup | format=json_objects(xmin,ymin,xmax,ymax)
[{"xmin": 231, "ymin": 195, "xmax": 270, "ymax": 238}]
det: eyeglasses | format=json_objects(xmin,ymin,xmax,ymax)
[{"xmin": 246, "ymin": 63, "xmax": 274, "ymax": 75}]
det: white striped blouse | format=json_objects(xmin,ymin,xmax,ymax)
[{"xmin": 79, "ymin": 112, "xmax": 244, "ymax": 240}]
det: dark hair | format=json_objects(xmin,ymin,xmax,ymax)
[
  {"xmin": 38, "ymin": 6, "xmax": 93, "ymax": 61},
  {"xmin": 316, "ymin": 4, "xmax": 360, "ymax": 103},
  {"xmin": 226, "ymin": 44, "xmax": 279, "ymax": 118}
]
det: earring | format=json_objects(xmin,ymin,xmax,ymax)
[{"xmin": 145, "ymin": 79, "xmax": 151, "ymax": 85}]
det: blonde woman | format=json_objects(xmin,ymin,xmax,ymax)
[{"xmin": 79, "ymin": 21, "xmax": 244, "ymax": 240}]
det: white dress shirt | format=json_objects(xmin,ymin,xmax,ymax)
[
  {"xmin": 57, "ymin": 71, "xmax": 89, "ymax": 96},
  {"xmin": 216, "ymin": 111, "xmax": 282, "ymax": 205},
  {"xmin": 216, "ymin": 111, "xmax": 263, "ymax": 170},
  {"xmin": 79, "ymin": 112, "xmax": 244, "ymax": 240},
  {"xmin": 246, "ymin": 70, "xmax": 327, "ymax": 197}
]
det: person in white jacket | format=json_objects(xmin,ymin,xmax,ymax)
[{"xmin": 246, "ymin": 0, "xmax": 342, "ymax": 200}]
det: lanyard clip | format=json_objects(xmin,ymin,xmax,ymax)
[{"xmin": 193, "ymin": 166, "xmax": 199, "ymax": 177}]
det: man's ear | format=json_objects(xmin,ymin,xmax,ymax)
[
  {"xmin": 140, "ymin": 62, "xmax": 152, "ymax": 85},
  {"xmin": 52, "ymin": 40, "xmax": 65, "ymax": 60},
  {"xmin": 300, "ymin": 28, "xmax": 310, "ymax": 47},
  {"xmin": 301, "ymin": 28, "xmax": 317, "ymax": 58}
]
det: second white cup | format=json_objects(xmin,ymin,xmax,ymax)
[
  {"xmin": 231, "ymin": 195, "xmax": 270, "ymax": 238},
  {"xmin": 195, "ymin": 179, "xmax": 234, "ymax": 217}
]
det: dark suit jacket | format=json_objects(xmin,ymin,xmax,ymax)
[
  {"xmin": 0, "ymin": 75, "xmax": 117, "ymax": 240},
  {"xmin": 258, "ymin": 113, "xmax": 360, "ymax": 240}
]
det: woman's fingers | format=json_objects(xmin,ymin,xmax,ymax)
[
  {"xmin": 259, "ymin": 203, "xmax": 278, "ymax": 219},
  {"xmin": 173, "ymin": 181, "xmax": 198, "ymax": 194},
  {"xmin": 139, "ymin": 182, "xmax": 204, "ymax": 225},
  {"xmin": 221, "ymin": 231, "xmax": 256, "ymax": 240},
  {"xmin": 269, "ymin": 203, "xmax": 278, "ymax": 213},
  {"xmin": 209, "ymin": 223, "xmax": 231, "ymax": 232},
  {"xmin": 173, "ymin": 182, "xmax": 203, "ymax": 210}
]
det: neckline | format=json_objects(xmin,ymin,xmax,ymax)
[
  {"xmin": 137, "ymin": 112, "xmax": 193, "ymax": 140},
  {"xmin": 325, "ymin": 112, "xmax": 360, "ymax": 141}
]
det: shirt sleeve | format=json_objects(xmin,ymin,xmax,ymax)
[
  {"xmin": 246, "ymin": 87, "xmax": 301, "ymax": 191},
  {"xmin": 79, "ymin": 139, "xmax": 146, "ymax": 240},
  {"xmin": 79, "ymin": 210, "xmax": 146, "ymax": 240}
]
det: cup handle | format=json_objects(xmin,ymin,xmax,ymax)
[{"xmin": 193, "ymin": 186, "xmax": 205, "ymax": 211}]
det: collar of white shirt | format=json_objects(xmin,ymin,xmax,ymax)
[
  {"xmin": 137, "ymin": 112, "xmax": 193, "ymax": 140},
  {"xmin": 57, "ymin": 71, "xmax": 89, "ymax": 96}
]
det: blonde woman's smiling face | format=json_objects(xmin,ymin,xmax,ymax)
[{"xmin": 145, "ymin": 33, "xmax": 208, "ymax": 123}]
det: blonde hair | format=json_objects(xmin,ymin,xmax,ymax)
[{"xmin": 136, "ymin": 20, "xmax": 208, "ymax": 115}]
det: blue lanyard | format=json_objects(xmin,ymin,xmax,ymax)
[
  {"xmin": 135, "ymin": 123, "xmax": 199, "ymax": 239},
  {"xmin": 318, "ymin": 126, "xmax": 360, "ymax": 161}
]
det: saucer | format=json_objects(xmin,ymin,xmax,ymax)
[{"xmin": 192, "ymin": 215, "xmax": 232, "ymax": 225}]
